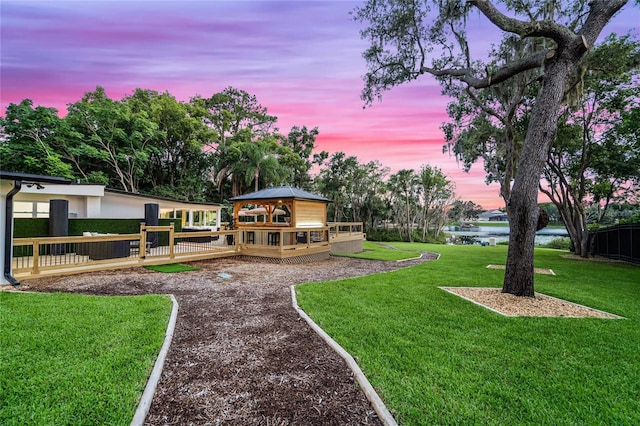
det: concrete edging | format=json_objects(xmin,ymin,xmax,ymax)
[
  {"xmin": 130, "ymin": 294, "xmax": 179, "ymax": 426},
  {"xmin": 396, "ymin": 252, "xmax": 423, "ymax": 262},
  {"xmin": 290, "ymin": 285, "xmax": 398, "ymax": 426}
]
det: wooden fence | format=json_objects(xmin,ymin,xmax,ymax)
[{"xmin": 12, "ymin": 222, "xmax": 364, "ymax": 279}]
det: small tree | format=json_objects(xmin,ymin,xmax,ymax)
[
  {"xmin": 540, "ymin": 34, "xmax": 640, "ymax": 256},
  {"xmin": 65, "ymin": 86, "xmax": 158, "ymax": 193},
  {"xmin": 389, "ymin": 169, "xmax": 419, "ymax": 242},
  {"xmin": 418, "ymin": 165, "xmax": 455, "ymax": 240}
]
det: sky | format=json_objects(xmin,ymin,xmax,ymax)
[{"xmin": 1, "ymin": 1, "xmax": 637, "ymax": 209}]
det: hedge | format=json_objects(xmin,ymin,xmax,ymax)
[{"xmin": 13, "ymin": 218, "xmax": 182, "ymax": 238}]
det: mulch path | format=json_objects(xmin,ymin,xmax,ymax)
[{"xmin": 18, "ymin": 253, "xmax": 437, "ymax": 425}]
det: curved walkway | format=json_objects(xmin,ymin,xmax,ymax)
[{"xmin": 20, "ymin": 254, "xmax": 437, "ymax": 425}]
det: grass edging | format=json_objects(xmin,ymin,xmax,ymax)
[
  {"xmin": 130, "ymin": 294, "xmax": 179, "ymax": 426},
  {"xmin": 290, "ymin": 285, "xmax": 398, "ymax": 426},
  {"xmin": 394, "ymin": 252, "xmax": 423, "ymax": 262}
]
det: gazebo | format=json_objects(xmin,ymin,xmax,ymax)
[
  {"xmin": 228, "ymin": 187, "xmax": 334, "ymax": 259},
  {"xmin": 229, "ymin": 186, "xmax": 330, "ymax": 229}
]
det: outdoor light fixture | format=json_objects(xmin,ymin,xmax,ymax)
[{"xmin": 24, "ymin": 182, "xmax": 45, "ymax": 190}]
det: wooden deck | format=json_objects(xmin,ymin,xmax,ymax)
[{"xmin": 11, "ymin": 223, "xmax": 364, "ymax": 280}]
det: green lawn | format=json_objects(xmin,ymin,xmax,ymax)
[
  {"xmin": 0, "ymin": 292, "xmax": 172, "ymax": 425},
  {"xmin": 144, "ymin": 263, "xmax": 200, "ymax": 273},
  {"xmin": 335, "ymin": 240, "xmax": 421, "ymax": 261},
  {"xmin": 297, "ymin": 244, "xmax": 640, "ymax": 425}
]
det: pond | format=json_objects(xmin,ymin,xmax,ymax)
[{"xmin": 444, "ymin": 225, "xmax": 568, "ymax": 246}]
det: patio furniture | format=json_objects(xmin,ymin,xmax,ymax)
[
  {"xmin": 77, "ymin": 232, "xmax": 131, "ymax": 259},
  {"xmin": 87, "ymin": 240, "xmax": 131, "ymax": 260}
]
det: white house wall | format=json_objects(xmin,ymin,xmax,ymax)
[
  {"xmin": 86, "ymin": 196, "xmax": 102, "ymax": 217},
  {"xmin": 16, "ymin": 183, "xmax": 105, "ymax": 218},
  {"xmin": 20, "ymin": 183, "xmax": 104, "ymax": 197},
  {"xmin": 2, "ymin": 178, "xmax": 222, "ymax": 226},
  {"xmin": 101, "ymin": 193, "xmax": 151, "ymax": 218},
  {"xmin": 101, "ymin": 193, "xmax": 222, "ymax": 225},
  {"xmin": 11, "ymin": 183, "xmax": 221, "ymax": 221},
  {"xmin": 13, "ymin": 192, "xmax": 90, "ymax": 218}
]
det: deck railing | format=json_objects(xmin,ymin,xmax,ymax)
[
  {"xmin": 11, "ymin": 222, "xmax": 363, "ymax": 279},
  {"xmin": 234, "ymin": 226, "xmax": 331, "ymax": 258},
  {"xmin": 328, "ymin": 222, "xmax": 364, "ymax": 240},
  {"xmin": 12, "ymin": 224, "xmax": 239, "ymax": 278}
]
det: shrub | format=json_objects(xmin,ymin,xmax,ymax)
[
  {"xmin": 365, "ymin": 227, "xmax": 403, "ymax": 242},
  {"xmin": 365, "ymin": 227, "xmax": 447, "ymax": 244},
  {"xmin": 620, "ymin": 213, "xmax": 640, "ymax": 224},
  {"xmin": 411, "ymin": 229, "xmax": 447, "ymax": 244},
  {"xmin": 540, "ymin": 237, "xmax": 572, "ymax": 250}
]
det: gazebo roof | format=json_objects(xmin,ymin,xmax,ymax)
[{"xmin": 229, "ymin": 186, "xmax": 331, "ymax": 203}]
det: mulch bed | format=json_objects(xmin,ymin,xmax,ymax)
[{"xmin": 18, "ymin": 253, "xmax": 437, "ymax": 425}]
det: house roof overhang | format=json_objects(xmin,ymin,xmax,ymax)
[{"xmin": 0, "ymin": 171, "xmax": 71, "ymax": 185}]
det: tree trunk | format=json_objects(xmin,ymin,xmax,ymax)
[
  {"xmin": 502, "ymin": 0, "xmax": 629, "ymax": 295},
  {"xmin": 503, "ymin": 58, "xmax": 573, "ymax": 297},
  {"xmin": 542, "ymin": 192, "xmax": 590, "ymax": 258},
  {"xmin": 571, "ymin": 211, "xmax": 590, "ymax": 258},
  {"xmin": 405, "ymin": 191, "xmax": 413, "ymax": 242},
  {"xmin": 422, "ymin": 207, "xmax": 428, "ymax": 241},
  {"xmin": 578, "ymin": 231, "xmax": 589, "ymax": 258},
  {"xmin": 254, "ymin": 169, "xmax": 260, "ymax": 192}
]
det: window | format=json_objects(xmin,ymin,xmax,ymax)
[{"xmin": 14, "ymin": 201, "xmax": 50, "ymax": 218}]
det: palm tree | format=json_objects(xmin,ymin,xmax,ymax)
[{"xmin": 231, "ymin": 138, "xmax": 289, "ymax": 194}]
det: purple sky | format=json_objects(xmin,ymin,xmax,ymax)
[{"xmin": 2, "ymin": 1, "xmax": 637, "ymax": 209}]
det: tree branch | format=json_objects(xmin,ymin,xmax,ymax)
[
  {"xmin": 421, "ymin": 50, "xmax": 548, "ymax": 89},
  {"xmin": 469, "ymin": 0, "xmax": 575, "ymax": 43}
]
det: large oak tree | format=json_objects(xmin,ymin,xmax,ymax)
[{"xmin": 354, "ymin": 0, "xmax": 631, "ymax": 296}]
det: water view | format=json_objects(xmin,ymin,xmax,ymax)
[{"xmin": 444, "ymin": 224, "xmax": 568, "ymax": 246}]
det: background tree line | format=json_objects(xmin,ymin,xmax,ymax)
[
  {"xmin": 1, "ymin": 85, "xmax": 468, "ymax": 240},
  {"xmin": 2, "ymin": 72, "xmax": 636, "ymax": 246},
  {"xmin": 1, "ymin": 86, "xmax": 323, "ymax": 202}
]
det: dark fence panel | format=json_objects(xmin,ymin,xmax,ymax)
[{"xmin": 589, "ymin": 223, "xmax": 640, "ymax": 264}]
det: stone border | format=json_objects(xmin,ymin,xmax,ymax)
[
  {"xmin": 290, "ymin": 285, "xmax": 398, "ymax": 426},
  {"xmin": 440, "ymin": 287, "xmax": 625, "ymax": 319},
  {"xmin": 130, "ymin": 294, "xmax": 179, "ymax": 426}
]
